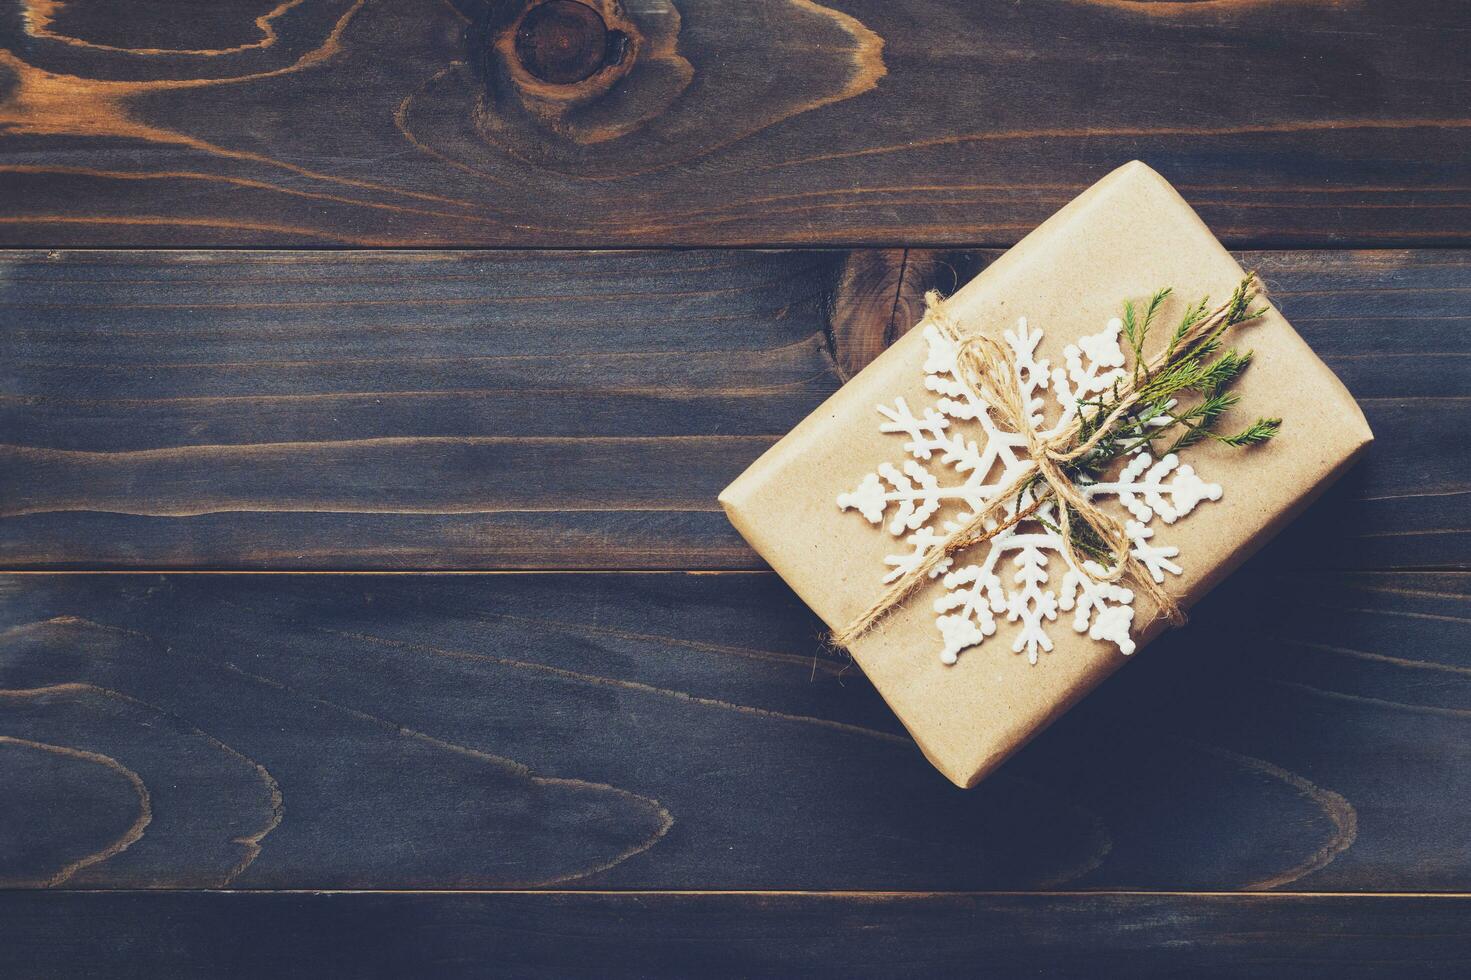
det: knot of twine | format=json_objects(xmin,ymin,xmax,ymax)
[{"xmin": 832, "ymin": 280, "xmax": 1257, "ymax": 650}]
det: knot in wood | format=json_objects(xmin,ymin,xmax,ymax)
[{"xmin": 513, "ymin": 0, "xmax": 621, "ymax": 85}]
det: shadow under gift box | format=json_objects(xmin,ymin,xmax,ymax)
[{"xmin": 719, "ymin": 161, "xmax": 1373, "ymax": 789}]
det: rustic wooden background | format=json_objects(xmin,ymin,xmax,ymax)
[{"xmin": 1, "ymin": 0, "xmax": 1469, "ymax": 975}]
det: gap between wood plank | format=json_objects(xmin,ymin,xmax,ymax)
[
  {"xmin": 2, "ymin": 569, "xmax": 1465, "ymax": 576},
  {"xmin": 9, "ymin": 889, "xmax": 1471, "ymax": 898}
]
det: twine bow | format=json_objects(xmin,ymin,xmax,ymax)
[{"xmin": 832, "ymin": 279, "xmax": 1261, "ymax": 650}]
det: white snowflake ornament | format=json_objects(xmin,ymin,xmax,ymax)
[{"xmin": 839, "ymin": 316, "xmax": 1223, "ymax": 666}]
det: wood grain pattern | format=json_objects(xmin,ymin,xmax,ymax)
[
  {"xmin": 4, "ymin": 891, "xmax": 1471, "ymax": 978},
  {"xmin": 1, "ymin": 569, "xmax": 1467, "ymax": 890},
  {"xmin": 0, "ymin": 0, "xmax": 1467, "ymax": 247},
  {"xmin": 1, "ymin": 248, "xmax": 1465, "ymax": 570},
  {"xmin": 3, "ymin": 2, "xmax": 1468, "ymax": 968}
]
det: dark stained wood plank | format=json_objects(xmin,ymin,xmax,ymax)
[
  {"xmin": 0, "ymin": 0, "xmax": 1467, "ymax": 247},
  {"xmin": 1, "ymin": 248, "xmax": 1465, "ymax": 571},
  {"xmin": 1, "ymin": 569, "xmax": 1468, "ymax": 891},
  {"xmin": 0, "ymin": 248, "xmax": 838, "ymax": 570},
  {"xmin": 3, "ymin": 891, "xmax": 1471, "ymax": 978}
]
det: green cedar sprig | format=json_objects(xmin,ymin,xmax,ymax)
[
  {"xmin": 1122, "ymin": 287, "xmax": 1171, "ymax": 385},
  {"xmin": 1066, "ymin": 275, "xmax": 1281, "ymax": 485},
  {"xmin": 1005, "ymin": 276, "xmax": 1280, "ymax": 572}
]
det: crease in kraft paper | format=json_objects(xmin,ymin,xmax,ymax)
[{"xmin": 719, "ymin": 161, "xmax": 1373, "ymax": 788}]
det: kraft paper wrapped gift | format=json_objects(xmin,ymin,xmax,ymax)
[{"xmin": 719, "ymin": 161, "xmax": 1373, "ymax": 788}]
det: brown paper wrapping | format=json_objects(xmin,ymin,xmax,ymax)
[{"xmin": 719, "ymin": 161, "xmax": 1373, "ymax": 788}]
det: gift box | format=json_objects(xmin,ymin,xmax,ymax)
[{"xmin": 719, "ymin": 161, "xmax": 1373, "ymax": 788}]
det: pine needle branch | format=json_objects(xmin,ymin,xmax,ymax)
[
  {"xmin": 1052, "ymin": 275, "xmax": 1280, "ymax": 560},
  {"xmin": 1219, "ymin": 417, "xmax": 1282, "ymax": 447}
]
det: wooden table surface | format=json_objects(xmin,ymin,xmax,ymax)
[{"xmin": 2, "ymin": 0, "xmax": 1469, "ymax": 976}]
